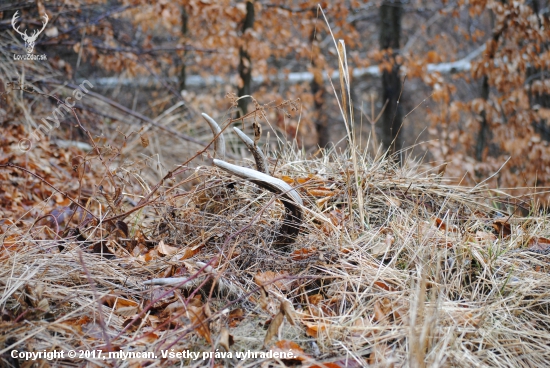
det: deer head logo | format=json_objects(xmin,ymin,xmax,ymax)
[{"xmin": 12, "ymin": 11, "xmax": 49, "ymax": 54}]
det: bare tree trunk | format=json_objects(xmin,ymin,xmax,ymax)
[
  {"xmin": 379, "ymin": 1, "xmax": 403, "ymax": 157},
  {"xmin": 238, "ymin": 0, "xmax": 255, "ymax": 117},
  {"xmin": 475, "ymin": 5, "xmax": 507, "ymax": 161},
  {"xmin": 527, "ymin": 0, "xmax": 550, "ymax": 141},
  {"xmin": 310, "ymin": 30, "xmax": 329, "ymax": 148},
  {"xmin": 179, "ymin": 6, "xmax": 188, "ymax": 91},
  {"xmin": 475, "ymin": 76, "xmax": 490, "ymax": 160}
]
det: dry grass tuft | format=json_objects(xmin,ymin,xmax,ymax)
[{"xmin": 3, "ymin": 142, "xmax": 550, "ymax": 367}]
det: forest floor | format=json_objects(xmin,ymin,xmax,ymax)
[{"xmin": 2, "ymin": 36, "xmax": 550, "ymax": 368}]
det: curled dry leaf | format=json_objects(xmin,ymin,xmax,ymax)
[
  {"xmin": 138, "ymin": 248, "xmax": 159, "ymax": 262},
  {"xmin": 140, "ymin": 134, "xmax": 149, "ymax": 148},
  {"xmin": 264, "ymin": 299, "xmax": 298, "ymax": 347},
  {"xmin": 310, "ymin": 363, "xmax": 344, "ymax": 368},
  {"xmin": 157, "ymin": 240, "xmax": 178, "ymax": 256},
  {"xmin": 492, "ymin": 218, "xmax": 511, "ymax": 238},
  {"xmin": 259, "ymin": 286, "xmax": 268, "ymax": 311},
  {"xmin": 373, "ymin": 281, "xmax": 392, "ymax": 291},
  {"xmin": 218, "ymin": 327, "xmax": 234, "ymax": 351},
  {"xmin": 281, "ymin": 300, "xmax": 296, "ymax": 326},
  {"xmin": 435, "ymin": 218, "xmax": 458, "ymax": 232},
  {"xmin": 303, "ymin": 321, "xmax": 328, "ymax": 337},
  {"xmin": 179, "ymin": 240, "xmax": 206, "ymax": 260},
  {"xmin": 102, "ymin": 295, "xmax": 139, "ymax": 316},
  {"xmin": 115, "ymin": 220, "xmax": 128, "ymax": 237},
  {"xmin": 132, "ymin": 243, "xmax": 148, "ymax": 257},
  {"xmin": 252, "ymin": 120, "xmax": 262, "ymax": 145},
  {"xmin": 316, "ymin": 196, "xmax": 331, "ymax": 208},
  {"xmin": 528, "ymin": 236, "xmax": 550, "ymax": 251},
  {"xmin": 161, "ymin": 265, "xmax": 174, "ymax": 278},
  {"xmin": 373, "ymin": 298, "xmax": 392, "ymax": 324},
  {"xmin": 228, "ymin": 308, "xmax": 245, "ymax": 327},
  {"xmin": 122, "ymin": 315, "xmax": 144, "ymax": 332},
  {"xmin": 295, "ymin": 177, "xmax": 312, "ymax": 185},
  {"xmin": 254, "ymin": 271, "xmax": 291, "ymax": 292},
  {"xmin": 308, "ymin": 294, "xmax": 323, "ymax": 305},
  {"xmin": 58, "ymin": 316, "xmax": 91, "ymax": 335},
  {"xmin": 264, "ymin": 311, "xmax": 284, "ymax": 347},
  {"xmin": 307, "ymin": 187, "xmax": 336, "ymax": 197},
  {"xmin": 281, "ymin": 175, "xmax": 294, "ymax": 185},
  {"xmin": 272, "ymin": 340, "xmax": 306, "ymax": 361},
  {"xmin": 328, "ymin": 209, "xmax": 344, "ymax": 226},
  {"xmin": 187, "ymin": 303, "xmax": 212, "ymax": 344},
  {"xmin": 134, "ymin": 332, "xmax": 159, "ymax": 345},
  {"xmin": 290, "ymin": 247, "xmax": 317, "ymax": 260},
  {"xmin": 475, "ymin": 231, "xmax": 497, "ymax": 243},
  {"xmin": 178, "ymin": 247, "xmax": 198, "ymax": 260},
  {"xmin": 370, "ymin": 234, "xmax": 394, "ymax": 257},
  {"xmin": 37, "ymin": 298, "xmax": 50, "ymax": 313}
]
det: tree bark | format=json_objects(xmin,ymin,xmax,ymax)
[
  {"xmin": 379, "ymin": 1, "xmax": 403, "ymax": 157},
  {"xmin": 475, "ymin": 76, "xmax": 490, "ymax": 161},
  {"xmin": 179, "ymin": 5, "xmax": 189, "ymax": 91},
  {"xmin": 475, "ymin": 5, "xmax": 507, "ymax": 161},
  {"xmin": 310, "ymin": 30, "xmax": 329, "ymax": 148},
  {"xmin": 527, "ymin": 0, "xmax": 550, "ymax": 141},
  {"xmin": 238, "ymin": 0, "xmax": 255, "ymax": 117}
]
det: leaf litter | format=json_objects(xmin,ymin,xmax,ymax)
[{"xmin": 2, "ymin": 32, "xmax": 550, "ymax": 368}]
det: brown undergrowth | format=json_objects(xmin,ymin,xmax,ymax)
[
  {"xmin": 2, "ymin": 32, "xmax": 550, "ymax": 368},
  {"xmin": 3, "ymin": 123, "xmax": 550, "ymax": 367}
]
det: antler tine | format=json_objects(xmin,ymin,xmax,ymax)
[
  {"xmin": 39, "ymin": 13, "xmax": 48, "ymax": 32},
  {"xmin": 31, "ymin": 13, "xmax": 48, "ymax": 38},
  {"xmin": 11, "ymin": 11, "xmax": 26, "ymax": 37},
  {"xmin": 233, "ymin": 127, "xmax": 269, "ymax": 175},
  {"xmin": 202, "ymin": 113, "xmax": 226, "ymax": 158},
  {"xmin": 213, "ymin": 158, "xmax": 303, "ymax": 251}
]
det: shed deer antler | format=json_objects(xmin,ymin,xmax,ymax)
[
  {"xmin": 202, "ymin": 113, "xmax": 303, "ymax": 250},
  {"xmin": 213, "ymin": 159, "xmax": 303, "ymax": 250},
  {"xmin": 201, "ymin": 113, "xmax": 225, "ymax": 158},
  {"xmin": 12, "ymin": 11, "xmax": 49, "ymax": 54},
  {"xmin": 233, "ymin": 127, "xmax": 269, "ymax": 174}
]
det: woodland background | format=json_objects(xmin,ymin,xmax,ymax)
[{"xmin": 2, "ymin": 0, "xmax": 549, "ymax": 202}]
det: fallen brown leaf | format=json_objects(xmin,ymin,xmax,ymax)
[
  {"xmin": 264, "ymin": 311, "xmax": 284, "ymax": 347},
  {"xmin": 157, "ymin": 240, "xmax": 178, "ymax": 256},
  {"xmin": 218, "ymin": 327, "xmax": 234, "ymax": 351},
  {"xmin": 254, "ymin": 271, "xmax": 291, "ymax": 291},
  {"xmin": 290, "ymin": 247, "xmax": 317, "ymax": 260},
  {"xmin": 308, "ymin": 294, "xmax": 323, "ymax": 305},
  {"xmin": 492, "ymin": 218, "xmax": 511, "ymax": 238},
  {"xmin": 228, "ymin": 308, "xmax": 245, "ymax": 327},
  {"xmin": 307, "ymin": 187, "xmax": 335, "ymax": 197},
  {"xmin": 272, "ymin": 340, "xmax": 307, "ymax": 361}
]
